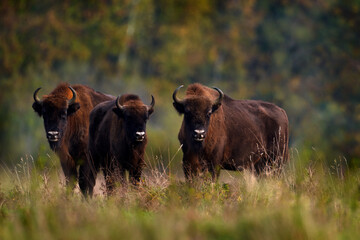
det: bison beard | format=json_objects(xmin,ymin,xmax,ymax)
[
  {"xmin": 32, "ymin": 83, "xmax": 115, "ymax": 190},
  {"xmin": 82, "ymin": 94, "xmax": 155, "ymax": 196},
  {"xmin": 173, "ymin": 83, "xmax": 289, "ymax": 180}
]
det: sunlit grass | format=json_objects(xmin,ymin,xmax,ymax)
[{"xmin": 0, "ymin": 152, "xmax": 359, "ymax": 240}]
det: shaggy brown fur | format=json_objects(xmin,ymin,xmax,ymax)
[
  {"xmin": 173, "ymin": 83, "xmax": 289, "ymax": 180},
  {"xmin": 32, "ymin": 83, "xmax": 114, "ymax": 191},
  {"xmin": 84, "ymin": 94, "xmax": 154, "ymax": 196}
]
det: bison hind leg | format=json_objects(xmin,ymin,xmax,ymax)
[{"xmin": 254, "ymin": 153, "xmax": 286, "ymax": 176}]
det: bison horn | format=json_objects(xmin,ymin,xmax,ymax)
[
  {"xmin": 116, "ymin": 95, "xmax": 125, "ymax": 111},
  {"xmin": 172, "ymin": 85, "xmax": 184, "ymax": 105},
  {"xmin": 68, "ymin": 86, "xmax": 77, "ymax": 105},
  {"xmin": 213, "ymin": 87, "xmax": 224, "ymax": 106},
  {"xmin": 33, "ymin": 87, "xmax": 42, "ymax": 103},
  {"xmin": 149, "ymin": 95, "xmax": 155, "ymax": 109}
]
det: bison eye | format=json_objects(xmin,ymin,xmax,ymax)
[
  {"xmin": 206, "ymin": 110, "xmax": 212, "ymax": 118},
  {"xmin": 60, "ymin": 111, "xmax": 67, "ymax": 119}
]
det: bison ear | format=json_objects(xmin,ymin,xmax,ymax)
[
  {"xmin": 173, "ymin": 102, "xmax": 185, "ymax": 114},
  {"xmin": 148, "ymin": 107, "xmax": 154, "ymax": 116},
  {"xmin": 67, "ymin": 103, "xmax": 80, "ymax": 116},
  {"xmin": 212, "ymin": 102, "xmax": 222, "ymax": 113},
  {"xmin": 112, "ymin": 107, "xmax": 123, "ymax": 117},
  {"xmin": 32, "ymin": 102, "xmax": 43, "ymax": 116}
]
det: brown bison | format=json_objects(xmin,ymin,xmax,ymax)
[
  {"xmin": 172, "ymin": 83, "xmax": 289, "ymax": 180},
  {"xmin": 32, "ymin": 83, "xmax": 114, "ymax": 191},
  {"xmin": 82, "ymin": 93, "xmax": 155, "ymax": 195}
]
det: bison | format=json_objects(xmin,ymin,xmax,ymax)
[
  {"xmin": 172, "ymin": 83, "xmax": 289, "ymax": 180},
  {"xmin": 82, "ymin": 93, "xmax": 155, "ymax": 195},
  {"xmin": 32, "ymin": 83, "xmax": 114, "ymax": 190}
]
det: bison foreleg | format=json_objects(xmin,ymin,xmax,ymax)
[
  {"xmin": 103, "ymin": 170, "xmax": 114, "ymax": 195},
  {"xmin": 129, "ymin": 167, "xmax": 142, "ymax": 186},
  {"xmin": 59, "ymin": 155, "xmax": 77, "ymax": 190},
  {"xmin": 103, "ymin": 165, "xmax": 125, "ymax": 195},
  {"xmin": 207, "ymin": 162, "xmax": 221, "ymax": 181},
  {"xmin": 182, "ymin": 155, "xmax": 201, "ymax": 182},
  {"xmin": 103, "ymin": 169, "xmax": 116, "ymax": 195},
  {"xmin": 79, "ymin": 162, "xmax": 96, "ymax": 197}
]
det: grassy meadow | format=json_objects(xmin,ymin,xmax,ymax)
[
  {"xmin": 0, "ymin": 152, "xmax": 359, "ymax": 240},
  {"xmin": 1, "ymin": 1, "xmax": 359, "ymax": 239}
]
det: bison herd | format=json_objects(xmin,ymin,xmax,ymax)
[{"xmin": 33, "ymin": 83, "xmax": 289, "ymax": 197}]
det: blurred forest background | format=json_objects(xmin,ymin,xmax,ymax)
[{"xmin": 0, "ymin": 0, "xmax": 359, "ymax": 169}]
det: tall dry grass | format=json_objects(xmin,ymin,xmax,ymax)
[{"xmin": 0, "ymin": 150, "xmax": 359, "ymax": 240}]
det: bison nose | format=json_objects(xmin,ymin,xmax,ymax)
[
  {"xmin": 193, "ymin": 129, "xmax": 206, "ymax": 142},
  {"xmin": 135, "ymin": 131, "xmax": 145, "ymax": 142},
  {"xmin": 47, "ymin": 131, "xmax": 60, "ymax": 142}
]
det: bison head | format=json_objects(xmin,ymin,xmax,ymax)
[
  {"xmin": 173, "ymin": 85, "xmax": 223, "ymax": 144},
  {"xmin": 32, "ymin": 86, "xmax": 80, "ymax": 151},
  {"xmin": 112, "ymin": 94, "xmax": 155, "ymax": 144}
]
